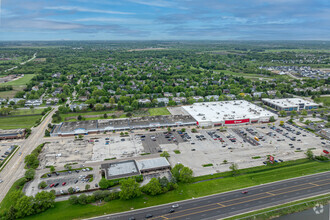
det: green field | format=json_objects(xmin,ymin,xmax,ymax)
[
  {"xmin": 11, "ymin": 108, "xmax": 44, "ymax": 115},
  {"xmin": 148, "ymin": 107, "xmax": 171, "ymax": 116},
  {"xmin": 0, "ymin": 115, "xmax": 42, "ymax": 129},
  {"xmin": 23, "ymin": 159, "xmax": 329, "ymax": 220},
  {"xmin": 1, "ymin": 74, "xmax": 35, "ymax": 86}
]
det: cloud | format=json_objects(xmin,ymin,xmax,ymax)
[
  {"xmin": 75, "ymin": 17, "xmax": 153, "ymax": 24},
  {"xmin": 45, "ymin": 6, "xmax": 135, "ymax": 15},
  {"xmin": 128, "ymin": 0, "xmax": 188, "ymax": 9}
]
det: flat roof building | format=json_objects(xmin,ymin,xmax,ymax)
[
  {"xmin": 182, "ymin": 100, "xmax": 277, "ymax": 127},
  {"xmin": 136, "ymin": 157, "xmax": 171, "ymax": 173},
  {"xmin": 262, "ymin": 98, "xmax": 318, "ymax": 111}
]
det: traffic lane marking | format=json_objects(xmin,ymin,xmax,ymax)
[
  {"xmin": 160, "ymin": 182, "xmax": 330, "ymax": 219},
  {"xmin": 154, "ymin": 180, "xmax": 329, "ymax": 219}
]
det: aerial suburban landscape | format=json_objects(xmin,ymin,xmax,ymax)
[{"xmin": 0, "ymin": 1, "xmax": 329, "ymax": 220}]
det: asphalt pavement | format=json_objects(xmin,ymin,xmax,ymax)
[{"xmin": 87, "ymin": 172, "xmax": 330, "ymax": 220}]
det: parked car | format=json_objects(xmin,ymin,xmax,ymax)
[
  {"xmin": 47, "ymin": 174, "xmax": 51, "ymax": 177},
  {"xmin": 50, "ymin": 183, "xmax": 55, "ymax": 187},
  {"xmin": 54, "ymin": 183, "xmax": 59, "ymax": 187},
  {"xmin": 62, "ymin": 182, "xmax": 66, "ymax": 186},
  {"xmin": 74, "ymin": 180, "xmax": 78, "ymax": 184}
]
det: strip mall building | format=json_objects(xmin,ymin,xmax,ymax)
[{"xmin": 182, "ymin": 100, "xmax": 278, "ymax": 128}]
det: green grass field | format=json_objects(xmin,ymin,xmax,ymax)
[
  {"xmin": 11, "ymin": 108, "xmax": 44, "ymax": 115},
  {"xmin": 148, "ymin": 107, "xmax": 170, "ymax": 116},
  {"xmin": 1, "ymin": 74, "xmax": 35, "ymax": 86},
  {"xmin": 314, "ymin": 96, "xmax": 330, "ymax": 107},
  {"xmin": 0, "ymin": 115, "xmax": 42, "ymax": 129},
  {"xmin": 23, "ymin": 159, "xmax": 329, "ymax": 220}
]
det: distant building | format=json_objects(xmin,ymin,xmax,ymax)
[
  {"xmin": 25, "ymin": 99, "xmax": 42, "ymax": 107},
  {"xmin": 69, "ymin": 103, "xmax": 89, "ymax": 111},
  {"xmin": 172, "ymin": 97, "xmax": 186, "ymax": 104},
  {"xmin": 8, "ymin": 98, "xmax": 24, "ymax": 104},
  {"xmin": 0, "ymin": 129, "xmax": 25, "ymax": 140},
  {"xmin": 156, "ymin": 98, "xmax": 169, "ymax": 105},
  {"xmin": 205, "ymin": 95, "xmax": 219, "ymax": 101},
  {"xmin": 262, "ymin": 98, "xmax": 318, "ymax": 111},
  {"xmin": 138, "ymin": 99, "xmax": 151, "ymax": 104}
]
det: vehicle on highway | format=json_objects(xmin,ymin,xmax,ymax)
[
  {"xmin": 145, "ymin": 214, "xmax": 153, "ymax": 218},
  {"xmin": 172, "ymin": 204, "xmax": 179, "ymax": 208},
  {"xmin": 169, "ymin": 209, "xmax": 175, "ymax": 213},
  {"xmin": 128, "ymin": 217, "xmax": 135, "ymax": 220},
  {"xmin": 241, "ymin": 191, "xmax": 248, "ymax": 194}
]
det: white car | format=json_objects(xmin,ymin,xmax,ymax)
[
  {"xmin": 0, "ymin": 180, "xmax": 3, "ymax": 183},
  {"xmin": 172, "ymin": 204, "xmax": 179, "ymax": 208}
]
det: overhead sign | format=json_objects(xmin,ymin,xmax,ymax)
[{"xmin": 225, "ymin": 119, "xmax": 250, "ymax": 125}]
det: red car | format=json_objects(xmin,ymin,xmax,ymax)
[
  {"xmin": 241, "ymin": 191, "xmax": 248, "ymax": 194},
  {"xmin": 323, "ymin": 150, "xmax": 329, "ymax": 154},
  {"xmin": 62, "ymin": 182, "xmax": 66, "ymax": 186},
  {"xmin": 50, "ymin": 183, "xmax": 55, "ymax": 188}
]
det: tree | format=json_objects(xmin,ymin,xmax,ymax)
[
  {"xmin": 171, "ymin": 164, "xmax": 193, "ymax": 183},
  {"xmin": 25, "ymin": 168, "xmax": 35, "ymax": 181},
  {"xmin": 38, "ymin": 181, "xmax": 47, "ymax": 189},
  {"xmin": 103, "ymin": 113, "xmax": 108, "ymax": 118},
  {"xmin": 33, "ymin": 191, "xmax": 56, "ymax": 213},
  {"xmin": 181, "ymin": 128, "xmax": 186, "ymax": 132},
  {"xmin": 305, "ymin": 149, "xmax": 314, "ymax": 160},
  {"xmin": 279, "ymin": 110, "xmax": 287, "ymax": 117},
  {"xmin": 68, "ymin": 195, "xmax": 79, "ymax": 204},
  {"xmin": 280, "ymin": 121, "xmax": 285, "ymax": 126},
  {"xmin": 78, "ymin": 194, "xmax": 88, "ymax": 205},
  {"xmin": 77, "ymin": 115, "xmax": 83, "ymax": 120},
  {"xmin": 94, "ymin": 103, "xmax": 104, "ymax": 111},
  {"xmin": 142, "ymin": 178, "xmax": 163, "ymax": 196},
  {"xmin": 160, "ymin": 151, "xmax": 170, "ymax": 159},
  {"xmin": 269, "ymin": 116, "xmax": 275, "ymax": 122},
  {"xmin": 85, "ymin": 184, "xmax": 90, "ymax": 191},
  {"xmin": 119, "ymin": 178, "xmax": 141, "ymax": 200},
  {"xmin": 301, "ymin": 109, "xmax": 308, "ymax": 116},
  {"xmin": 64, "ymin": 164, "xmax": 72, "ymax": 170},
  {"xmin": 167, "ymin": 127, "xmax": 171, "ymax": 132},
  {"xmin": 229, "ymin": 163, "xmax": 239, "ymax": 176},
  {"xmin": 223, "ymin": 160, "xmax": 228, "ymax": 164},
  {"xmin": 191, "ymin": 128, "xmax": 197, "ymax": 133},
  {"xmin": 99, "ymin": 178, "xmax": 109, "ymax": 189},
  {"xmin": 50, "ymin": 166, "xmax": 55, "ymax": 172},
  {"xmin": 68, "ymin": 187, "xmax": 74, "ymax": 194},
  {"xmin": 15, "ymin": 195, "xmax": 34, "ymax": 218}
]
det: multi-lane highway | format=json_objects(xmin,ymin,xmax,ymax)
[
  {"xmin": 0, "ymin": 107, "xmax": 56, "ymax": 202},
  {"xmin": 89, "ymin": 172, "xmax": 330, "ymax": 220}
]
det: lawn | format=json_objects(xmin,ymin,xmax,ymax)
[
  {"xmin": 11, "ymin": 108, "xmax": 44, "ymax": 115},
  {"xmin": 0, "ymin": 115, "xmax": 42, "ymax": 129},
  {"xmin": 1, "ymin": 74, "xmax": 35, "ymax": 86},
  {"xmin": 0, "ymin": 177, "xmax": 26, "ymax": 213},
  {"xmin": 148, "ymin": 107, "xmax": 171, "ymax": 116},
  {"xmin": 24, "ymin": 159, "xmax": 329, "ymax": 220}
]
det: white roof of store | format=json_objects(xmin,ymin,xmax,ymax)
[
  {"xmin": 136, "ymin": 157, "xmax": 170, "ymax": 171},
  {"xmin": 262, "ymin": 98, "xmax": 318, "ymax": 108},
  {"xmin": 182, "ymin": 100, "xmax": 277, "ymax": 123}
]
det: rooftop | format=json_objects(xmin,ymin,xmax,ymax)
[
  {"xmin": 101, "ymin": 160, "xmax": 139, "ymax": 179},
  {"xmin": 182, "ymin": 100, "xmax": 277, "ymax": 123},
  {"xmin": 136, "ymin": 157, "xmax": 170, "ymax": 171},
  {"xmin": 262, "ymin": 98, "xmax": 318, "ymax": 108}
]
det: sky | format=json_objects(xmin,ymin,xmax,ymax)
[{"xmin": 0, "ymin": 0, "xmax": 329, "ymax": 41}]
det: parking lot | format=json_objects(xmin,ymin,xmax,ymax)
[
  {"xmin": 92, "ymin": 134, "xmax": 144, "ymax": 161},
  {"xmin": 25, "ymin": 168, "xmax": 101, "ymax": 197},
  {"xmin": 160, "ymin": 122, "xmax": 327, "ymax": 176}
]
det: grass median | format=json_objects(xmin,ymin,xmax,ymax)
[{"xmin": 24, "ymin": 159, "xmax": 329, "ymax": 220}]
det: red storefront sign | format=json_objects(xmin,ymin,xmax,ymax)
[{"xmin": 225, "ymin": 118, "xmax": 250, "ymax": 125}]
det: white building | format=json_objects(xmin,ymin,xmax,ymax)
[
  {"xmin": 262, "ymin": 98, "xmax": 318, "ymax": 111},
  {"xmin": 156, "ymin": 98, "xmax": 169, "ymax": 105},
  {"xmin": 182, "ymin": 100, "xmax": 278, "ymax": 127}
]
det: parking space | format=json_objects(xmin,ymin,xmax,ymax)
[
  {"xmin": 25, "ymin": 168, "xmax": 100, "ymax": 197},
  {"xmin": 160, "ymin": 123, "xmax": 326, "ymax": 176}
]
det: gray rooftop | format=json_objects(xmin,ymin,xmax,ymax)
[{"xmin": 136, "ymin": 157, "xmax": 170, "ymax": 171}]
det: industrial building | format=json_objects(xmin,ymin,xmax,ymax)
[
  {"xmin": 262, "ymin": 98, "xmax": 318, "ymax": 111},
  {"xmin": 182, "ymin": 100, "xmax": 277, "ymax": 128},
  {"xmin": 101, "ymin": 157, "xmax": 171, "ymax": 179}
]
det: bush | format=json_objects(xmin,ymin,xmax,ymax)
[
  {"xmin": 68, "ymin": 195, "xmax": 79, "ymax": 205},
  {"xmin": 315, "ymin": 155, "xmax": 329, "ymax": 161},
  {"xmin": 78, "ymin": 194, "xmax": 88, "ymax": 205},
  {"xmin": 38, "ymin": 181, "xmax": 47, "ymax": 189}
]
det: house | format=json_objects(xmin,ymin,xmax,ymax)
[
  {"xmin": 156, "ymin": 98, "xmax": 169, "ymax": 105},
  {"xmin": 192, "ymin": 96, "xmax": 204, "ymax": 102},
  {"xmin": 172, "ymin": 97, "xmax": 187, "ymax": 104},
  {"xmin": 31, "ymin": 86, "xmax": 39, "ymax": 91},
  {"xmin": 69, "ymin": 103, "xmax": 89, "ymax": 111},
  {"xmin": 52, "ymin": 72, "xmax": 61, "ymax": 78},
  {"xmin": 46, "ymin": 98, "xmax": 59, "ymax": 105},
  {"xmin": 0, "ymin": 98, "xmax": 7, "ymax": 104},
  {"xmin": 78, "ymin": 96, "xmax": 88, "ymax": 102},
  {"xmin": 108, "ymin": 90, "xmax": 116, "ymax": 94},
  {"xmin": 205, "ymin": 95, "xmax": 219, "ymax": 101},
  {"xmin": 252, "ymin": 92, "xmax": 264, "ymax": 98},
  {"xmin": 223, "ymin": 89, "xmax": 230, "ymax": 94},
  {"xmin": 52, "ymin": 87, "xmax": 63, "ymax": 96},
  {"xmin": 138, "ymin": 99, "xmax": 151, "ymax": 104},
  {"xmin": 226, "ymin": 94, "xmax": 236, "ymax": 100},
  {"xmin": 267, "ymin": 90, "xmax": 277, "ymax": 96},
  {"xmin": 8, "ymin": 98, "xmax": 24, "ymax": 105},
  {"xmin": 25, "ymin": 99, "xmax": 42, "ymax": 106},
  {"xmin": 163, "ymin": 92, "xmax": 173, "ymax": 97}
]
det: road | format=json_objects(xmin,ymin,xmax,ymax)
[
  {"xmin": 3, "ymin": 52, "xmax": 37, "ymax": 73},
  {"xmin": 0, "ymin": 107, "xmax": 56, "ymax": 203},
  {"xmin": 88, "ymin": 172, "xmax": 330, "ymax": 220}
]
